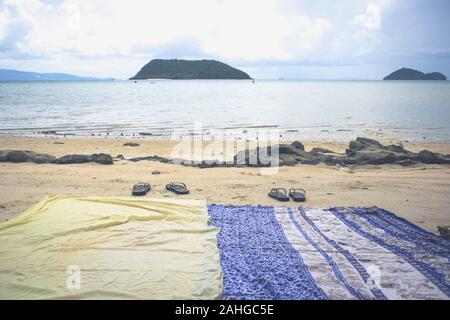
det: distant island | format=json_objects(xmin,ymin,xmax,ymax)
[
  {"xmin": 0, "ymin": 69, "xmax": 112, "ymax": 81},
  {"xmin": 130, "ymin": 59, "xmax": 251, "ymax": 80},
  {"xmin": 383, "ymin": 68, "xmax": 447, "ymax": 80}
]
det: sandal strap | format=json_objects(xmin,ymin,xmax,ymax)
[
  {"xmin": 168, "ymin": 182, "xmax": 187, "ymax": 188},
  {"xmin": 135, "ymin": 182, "xmax": 149, "ymax": 187},
  {"xmin": 271, "ymin": 187, "xmax": 287, "ymax": 195},
  {"xmin": 290, "ymin": 188, "xmax": 306, "ymax": 194}
]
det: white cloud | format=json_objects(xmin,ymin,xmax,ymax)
[
  {"xmin": 353, "ymin": 3, "xmax": 381, "ymax": 30},
  {"xmin": 294, "ymin": 16, "xmax": 331, "ymax": 50},
  {"xmin": 0, "ymin": 0, "xmax": 332, "ymax": 62},
  {"xmin": 0, "ymin": 0, "xmax": 35, "ymax": 52},
  {"xmin": 0, "ymin": 0, "xmax": 409, "ymax": 78}
]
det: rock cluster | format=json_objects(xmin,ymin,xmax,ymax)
[
  {"xmin": 233, "ymin": 137, "xmax": 450, "ymax": 167},
  {"xmin": 1, "ymin": 138, "xmax": 449, "ymax": 167},
  {"xmin": 125, "ymin": 137, "xmax": 450, "ymax": 168}
]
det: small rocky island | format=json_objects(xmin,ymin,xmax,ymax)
[
  {"xmin": 130, "ymin": 59, "xmax": 251, "ymax": 80},
  {"xmin": 383, "ymin": 68, "xmax": 447, "ymax": 80}
]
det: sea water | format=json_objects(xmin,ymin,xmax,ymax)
[{"xmin": 0, "ymin": 80, "xmax": 449, "ymax": 141}]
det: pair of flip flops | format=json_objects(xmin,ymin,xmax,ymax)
[
  {"xmin": 132, "ymin": 182, "xmax": 189, "ymax": 196},
  {"xmin": 268, "ymin": 188, "xmax": 306, "ymax": 202}
]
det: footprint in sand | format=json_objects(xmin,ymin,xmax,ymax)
[{"xmin": 348, "ymin": 181, "xmax": 369, "ymax": 190}]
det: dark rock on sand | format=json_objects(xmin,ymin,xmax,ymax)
[
  {"xmin": 230, "ymin": 137, "xmax": 450, "ymax": 168},
  {"xmin": 55, "ymin": 153, "xmax": 113, "ymax": 164},
  {"xmin": 279, "ymin": 154, "xmax": 301, "ymax": 166},
  {"xmin": 4, "ymin": 150, "xmax": 29, "ymax": 162},
  {"xmin": 310, "ymin": 147, "xmax": 338, "ymax": 155},
  {"xmin": 234, "ymin": 147, "xmax": 272, "ymax": 167},
  {"xmin": 394, "ymin": 159, "xmax": 419, "ymax": 166},
  {"xmin": 123, "ymin": 143, "xmax": 140, "ymax": 147},
  {"xmin": 128, "ymin": 155, "xmax": 171, "ymax": 163},
  {"xmin": 384, "ymin": 144, "xmax": 409, "ymax": 154},
  {"xmin": 90, "ymin": 153, "xmax": 113, "ymax": 165},
  {"xmin": 291, "ymin": 141, "xmax": 305, "ymax": 151},
  {"xmin": 55, "ymin": 154, "xmax": 92, "ymax": 164},
  {"xmin": 2, "ymin": 137, "xmax": 449, "ymax": 168},
  {"xmin": 344, "ymin": 149, "xmax": 405, "ymax": 165},
  {"xmin": 342, "ymin": 138, "xmax": 415, "ymax": 165},
  {"xmin": 278, "ymin": 144, "xmax": 304, "ymax": 155},
  {"xmin": 0, "ymin": 150, "xmax": 56, "ymax": 163},
  {"xmin": 416, "ymin": 150, "xmax": 450, "ymax": 164},
  {"xmin": 0, "ymin": 150, "xmax": 114, "ymax": 165},
  {"xmin": 346, "ymin": 137, "xmax": 384, "ymax": 155},
  {"xmin": 233, "ymin": 142, "xmax": 339, "ymax": 167}
]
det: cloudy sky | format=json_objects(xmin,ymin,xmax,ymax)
[{"xmin": 0, "ymin": 0, "xmax": 449, "ymax": 79}]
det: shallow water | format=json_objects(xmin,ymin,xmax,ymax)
[{"xmin": 0, "ymin": 80, "xmax": 449, "ymax": 141}]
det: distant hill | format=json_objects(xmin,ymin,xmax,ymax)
[
  {"xmin": 383, "ymin": 68, "xmax": 447, "ymax": 80},
  {"xmin": 130, "ymin": 59, "xmax": 251, "ymax": 80},
  {"xmin": 0, "ymin": 69, "xmax": 111, "ymax": 81}
]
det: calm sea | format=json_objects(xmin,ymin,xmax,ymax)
[{"xmin": 0, "ymin": 80, "xmax": 449, "ymax": 141}]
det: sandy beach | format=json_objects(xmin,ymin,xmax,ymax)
[{"xmin": 0, "ymin": 136, "xmax": 449, "ymax": 233}]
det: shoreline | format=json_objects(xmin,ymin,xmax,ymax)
[
  {"xmin": 1, "ymin": 136, "xmax": 450, "ymax": 234},
  {"xmin": 1, "ymin": 128, "xmax": 450, "ymax": 144}
]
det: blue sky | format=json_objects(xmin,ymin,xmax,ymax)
[{"xmin": 0, "ymin": 0, "xmax": 449, "ymax": 79}]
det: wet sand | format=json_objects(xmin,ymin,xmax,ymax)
[{"xmin": 0, "ymin": 136, "xmax": 449, "ymax": 233}]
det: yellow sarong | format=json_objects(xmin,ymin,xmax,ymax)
[{"xmin": 0, "ymin": 195, "xmax": 223, "ymax": 299}]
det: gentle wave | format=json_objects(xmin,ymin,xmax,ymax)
[{"xmin": 0, "ymin": 80, "xmax": 449, "ymax": 141}]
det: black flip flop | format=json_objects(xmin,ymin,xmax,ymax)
[
  {"xmin": 166, "ymin": 182, "xmax": 189, "ymax": 195},
  {"xmin": 289, "ymin": 188, "xmax": 306, "ymax": 202},
  {"xmin": 268, "ymin": 188, "xmax": 290, "ymax": 202},
  {"xmin": 132, "ymin": 182, "xmax": 151, "ymax": 196}
]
